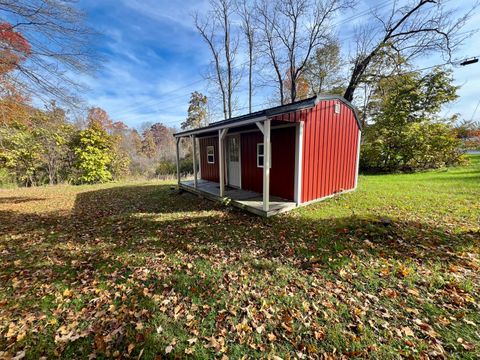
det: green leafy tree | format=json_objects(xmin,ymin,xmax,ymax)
[
  {"xmin": 73, "ymin": 123, "xmax": 114, "ymax": 184},
  {"xmin": 31, "ymin": 103, "xmax": 76, "ymax": 184},
  {"xmin": 181, "ymin": 92, "xmax": 208, "ymax": 130},
  {"xmin": 0, "ymin": 123, "xmax": 42, "ymax": 186},
  {"xmin": 304, "ymin": 40, "xmax": 343, "ymax": 96},
  {"xmin": 361, "ymin": 68, "xmax": 462, "ymax": 172}
]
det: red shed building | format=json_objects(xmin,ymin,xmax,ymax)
[{"xmin": 174, "ymin": 95, "xmax": 361, "ymax": 216}]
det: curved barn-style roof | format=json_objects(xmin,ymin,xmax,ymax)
[{"xmin": 174, "ymin": 94, "xmax": 360, "ymax": 138}]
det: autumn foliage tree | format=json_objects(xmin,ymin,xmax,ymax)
[
  {"xmin": 0, "ymin": 22, "xmax": 31, "ymax": 75},
  {"xmin": 72, "ymin": 121, "xmax": 114, "ymax": 184},
  {"xmin": 181, "ymin": 92, "xmax": 208, "ymax": 130}
]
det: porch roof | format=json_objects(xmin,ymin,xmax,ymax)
[{"xmin": 174, "ymin": 96, "xmax": 318, "ymax": 138}]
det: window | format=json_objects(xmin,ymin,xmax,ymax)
[
  {"xmin": 334, "ymin": 101, "xmax": 341, "ymax": 114},
  {"xmin": 228, "ymin": 137, "xmax": 239, "ymax": 162},
  {"xmin": 207, "ymin": 146, "xmax": 215, "ymax": 164},
  {"xmin": 257, "ymin": 143, "xmax": 271, "ymax": 168}
]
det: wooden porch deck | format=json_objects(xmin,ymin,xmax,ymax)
[{"xmin": 179, "ymin": 179, "xmax": 297, "ymax": 217}]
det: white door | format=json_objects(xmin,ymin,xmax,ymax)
[{"xmin": 227, "ymin": 135, "xmax": 241, "ymax": 188}]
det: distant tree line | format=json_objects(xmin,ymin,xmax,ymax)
[
  {"xmin": 0, "ymin": 96, "xmax": 190, "ymax": 186},
  {"xmin": 0, "ymin": 2, "xmax": 208, "ymax": 187}
]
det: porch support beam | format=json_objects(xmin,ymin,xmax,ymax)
[
  {"xmin": 191, "ymin": 135, "xmax": 197, "ymax": 188},
  {"xmin": 294, "ymin": 121, "xmax": 304, "ymax": 205},
  {"xmin": 175, "ymin": 137, "xmax": 181, "ymax": 185},
  {"xmin": 218, "ymin": 128, "xmax": 228, "ymax": 197},
  {"xmin": 255, "ymin": 121, "xmax": 264, "ymax": 135},
  {"xmin": 354, "ymin": 129, "xmax": 362, "ymax": 189},
  {"xmin": 263, "ymin": 119, "xmax": 271, "ymax": 212}
]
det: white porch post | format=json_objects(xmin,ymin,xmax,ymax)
[
  {"xmin": 294, "ymin": 121, "xmax": 304, "ymax": 205},
  {"xmin": 218, "ymin": 128, "xmax": 228, "ymax": 197},
  {"xmin": 192, "ymin": 135, "xmax": 198, "ymax": 188},
  {"xmin": 175, "ymin": 137, "xmax": 181, "ymax": 185},
  {"xmin": 354, "ymin": 129, "xmax": 362, "ymax": 189},
  {"xmin": 263, "ymin": 119, "xmax": 271, "ymax": 212}
]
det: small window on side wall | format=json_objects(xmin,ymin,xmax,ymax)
[
  {"xmin": 207, "ymin": 146, "xmax": 215, "ymax": 164},
  {"xmin": 257, "ymin": 143, "xmax": 271, "ymax": 168},
  {"xmin": 334, "ymin": 101, "xmax": 341, "ymax": 114}
]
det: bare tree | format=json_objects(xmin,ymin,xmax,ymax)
[
  {"xmin": 0, "ymin": 0, "xmax": 97, "ymax": 106},
  {"xmin": 236, "ymin": 0, "xmax": 255, "ymax": 113},
  {"xmin": 344, "ymin": 0, "xmax": 477, "ymax": 102},
  {"xmin": 194, "ymin": 0, "xmax": 239, "ymax": 119},
  {"xmin": 255, "ymin": 0, "xmax": 352, "ymax": 104}
]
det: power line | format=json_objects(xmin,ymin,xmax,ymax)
[
  {"xmin": 471, "ymin": 99, "xmax": 480, "ymax": 121},
  {"xmin": 111, "ymin": 0, "xmax": 398, "ymax": 118},
  {"xmin": 111, "ymin": 0, "xmax": 475, "ymax": 122}
]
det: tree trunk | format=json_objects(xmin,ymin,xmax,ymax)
[{"xmin": 248, "ymin": 42, "xmax": 253, "ymax": 113}]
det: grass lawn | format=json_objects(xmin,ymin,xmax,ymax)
[{"xmin": 0, "ymin": 156, "xmax": 479, "ymax": 359}]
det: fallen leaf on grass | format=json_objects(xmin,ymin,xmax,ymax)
[
  {"xmin": 457, "ymin": 338, "xmax": 476, "ymax": 351},
  {"xmin": 402, "ymin": 326, "xmax": 414, "ymax": 337}
]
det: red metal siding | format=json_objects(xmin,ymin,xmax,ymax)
[
  {"xmin": 301, "ymin": 100, "xmax": 359, "ymax": 203},
  {"xmin": 198, "ymin": 136, "xmax": 219, "ymax": 182},
  {"xmin": 271, "ymin": 127, "xmax": 295, "ymax": 200},
  {"xmin": 240, "ymin": 132, "xmax": 262, "ymax": 194},
  {"xmin": 240, "ymin": 127, "xmax": 295, "ymax": 200}
]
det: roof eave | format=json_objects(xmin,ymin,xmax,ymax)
[{"xmin": 174, "ymin": 115, "xmax": 268, "ymax": 138}]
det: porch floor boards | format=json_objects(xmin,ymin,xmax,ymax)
[{"xmin": 179, "ymin": 179, "xmax": 297, "ymax": 217}]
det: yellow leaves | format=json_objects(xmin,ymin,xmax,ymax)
[
  {"xmin": 49, "ymin": 318, "xmax": 58, "ymax": 326},
  {"xmin": 6, "ymin": 323, "xmax": 18, "ymax": 339},
  {"xmin": 379, "ymin": 267, "xmax": 391, "ymax": 277},
  {"xmin": 235, "ymin": 319, "xmax": 251, "ymax": 333},
  {"xmin": 314, "ymin": 329, "xmax": 325, "ymax": 341},
  {"xmin": 267, "ymin": 332, "xmax": 277, "ymax": 342},
  {"xmin": 127, "ymin": 343, "xmax": 135, "ymax": 354},
  {"xmin": 397, "ymin": 264, "xmax": 411, "ymax": 278},
  {"xmin": 407, "ymin": 288, "xmax": 420, "ymax": 297},
  {"xmin": 62, "ymin": 288, "xmax": 73, "ymax": 298}
]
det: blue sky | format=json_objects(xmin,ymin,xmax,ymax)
[{"xmin": 79, "ymin": 0, "xmax": 480, "ymax": 130}]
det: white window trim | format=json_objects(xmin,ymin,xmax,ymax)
[
  {"xmin": 207, "ymin": 145, "xmax": 215, "ymax": 164},
  {"xmin": 257, "ymin": 143, "xmax": 271, "ymax": 168}
]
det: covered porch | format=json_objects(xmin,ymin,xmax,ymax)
[
  {"xmin": 179, "ymin": 179, "xmax": 296, "ymax": 217},
  {"xmin": 173, "ymin": 99, "xmax": 311, "ymax": 216}
]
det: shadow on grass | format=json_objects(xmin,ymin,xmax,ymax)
[
  {"xmin": 1, "ymin": 183, "xmax": 479, "ymax": 357},
  {"xmin": 0, "ymin": 196, "xmax": 46, "ymax": 204},
  {"xmin": 1, "ymin": 183, "xmax": 478, "ymax": 280}
]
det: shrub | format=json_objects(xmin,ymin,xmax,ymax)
[
  {"xmin": 361, "ymin": 122, "xmax": 464, "ymax": 172},
  {"xmin": 155, "ymin": 156, "xmax": 195, "ymax": 178}
]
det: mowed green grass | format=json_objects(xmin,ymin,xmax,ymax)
[{"xmin": 0, "ymin": 156, "xmax": 479, "ymax": 359}]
